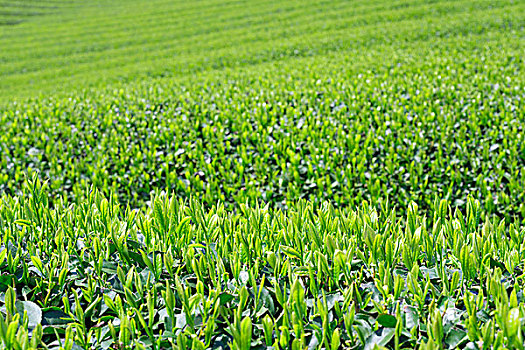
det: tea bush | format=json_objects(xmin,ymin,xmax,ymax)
[{"xmin": 1, "ymin": 0, "xmax": 524, "ymax": 348}]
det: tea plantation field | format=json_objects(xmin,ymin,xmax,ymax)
[{"xmin": 0, "ymin": 0, "xmax": 524, "ymax": 349}]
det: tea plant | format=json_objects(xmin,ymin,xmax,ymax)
[
  {"xmin": 2, "ymin": 177, "xmax": 525, "ymax": 349},
  {"xmin": 1, "ymin": 0, "xmax": 524, "ymax": 348},
  {"xmin": 1, "ymin": 37, "xmax": 524, "ymax": 217},
  {"xmin": 1, "ymin": 0, "xmax": 524, "ymax": 217}
]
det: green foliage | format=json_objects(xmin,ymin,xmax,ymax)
[
  {"xmin": 1, "ymin": 180, "xmax": 525, "ymax": 348},
  {"xmin": 1, "ymin": 0, "xmax": 525, "ymax": 348},
  {"xmin": 2, "ymin": 0, "xmax": 522, "ymax": 99},
  {"xmin": 0, "ymin": 0, "xmax": 524, "ymax": 218}
]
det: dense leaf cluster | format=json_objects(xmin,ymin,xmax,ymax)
[
  {"xmin": 1, "ymin": 0, "xmax": 525, "ymax": 348},
  {"xmin": 1, "ymin": 0, "xmax": 524, "ymax": 218},
  {"xmin": 2, "ymin": 42, "xmax": 524, "ymax": 217},
  {"xmin": 1, "ymin": 179, "xmax": 525, "ymax": 349}
]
